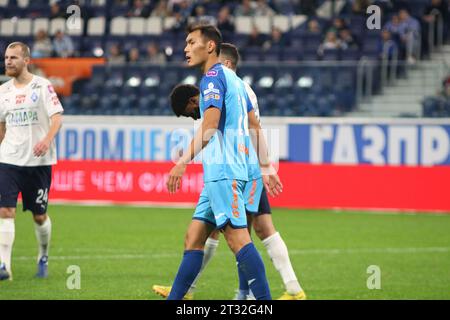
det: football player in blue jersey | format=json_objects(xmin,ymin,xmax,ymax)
[
  {"xmin": 153, "ymin": 43, "xmax": 306, "ymax": 300},
  {"xmin": 162, "ymin": 23, "xmax": 281, "ymax": 300}
]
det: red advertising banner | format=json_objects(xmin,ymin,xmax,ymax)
[{"xmin": 51, "ymin": 161, "xmax": 450, "ymax": 212}]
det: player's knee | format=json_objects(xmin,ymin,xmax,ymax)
[
  {"xmin": 33, "ymin": 214, "xmax": 47, "ymax": 225},
  {"xmin": 0, "ymin": 207, "xmax": 16, "ymax": 219},
  {"xmin": 184, "ymin": 232, "xmax": 204, "ymax": 251},
  {"xmin": 253, "ymin": 218, "xmax": 276, "ymax": 240},
  {"xmin": 223, "ymin": 227, "xmax": 251, "ymax": 254},
  {"xmin": 209, "ymin": 230, "xmax": 220, "ymax": 240}
]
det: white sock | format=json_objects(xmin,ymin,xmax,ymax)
[
  {"xmin": 262, "ymin": 231, "xmax": 303, "ymax": 295},
  {"xmin": 0, "ymin": 218, "xmax": 15, "ymax": 273},
  {"xmin": 188, "ymin": 237, "xmax": 219, "ymax": 294},
  {"xmin": 34, "ymin": 216, "xmax": 51, "ymax": 262}
]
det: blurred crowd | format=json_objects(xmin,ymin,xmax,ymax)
[{"xmin": 2, "ymin": 0, "xmax": 449, "ymax": 64}]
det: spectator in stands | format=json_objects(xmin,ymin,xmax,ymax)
[
  {"xmin": 254, "ymin": 0, "xmax": 276, "ymax": 16},
  {"xmin": 128, "ymin": 47, "xmax": 141, "ymax": 63},
  {"xmin": 339, "ymin": 28, "xmax": 360, "ymax": 50},
  {"xmin": 330, "ymin": 17, "xmax": 348, "ymax": 33},
  {"xmin": 167, "ymin": 10, "xmax": 188, "ymax": 33},
  {"xmin": 145, "ymin": 43, "xmax": 167, "ymax": 64},
  {"xmin": 191, "ymin": 5, "xmax": 216, "ymax": 24},
  {"xmin": 383, "ymin": 14, "xmax": 404, "ymax": 53},
  {"xmin": 307, "ymin": 18, "xmax": 322, "ymax": 34},
  {"xmin": 49, "ymin": 1, "xmax": 66, "ymax": 19},
  {"xmin": 439, "ymin": 75, "xmax": 450, "ymax": 99},
  {"xmin": 398, "ymin": 8, "xmax": 421, "ymax": 64},
  {"xmin": 170, "ymin": 0, "xmax": 192, "ymax": 19},
  {"xmin": 424, "ymin": 75, "xmax": 450, "ymax": 117},
  {"xmin": 235, "ymin": 0, "xmax": 257, "ymax": 16},
  {"xmin": 318, "ymin": 30, "xmax": 344, "ymax": 56},
  {"xmin": 151, "ymin": 0, "xmax": 172, "ymax": 18},
  {"xmin": 107, "ymin": 44, "xmax": 126, "ymax": 64},
  {"xmin": 217, "ymin": 6, "xmax": 235, "ymax": 34},
  {"xmin": 293, "ymin": 0, "xmax": 317, "ymax": 15},
  {"xmin": 31, "ymin": 30, "xmax": 53, "ymax": 58},
  {"xmin": 127, "ymin": 0, "xmax": 152, "ymax": 18},
  {"xmin": 351, "ymin": 0, "xmax": 371, "ymax": 15},
  {"xmin": 263, "ymin": 26, "xmax": 290, "ymax": 49},
  {"xmin": 373, "ymin": 0, "xmax": 395, "ymax": 16},
  {"xmin": 53, "ymin": 30, "xmax": 75, "ymax": 58},
  {"xmin": 422, "ymin": 0, "xmax": 449, "ymax": 56},
  {"xmin": 384, "ymin": 14, "xmax": 402, "ymax": 36},
  {"xmin": 246, "ymin": 25, "xmax": 266, "ymax": 47},
  {"xmin": 378, "ymin": 29, "xmax": 399, "ymax": 60}
]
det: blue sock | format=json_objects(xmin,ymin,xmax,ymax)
[
  {"xmin": 167, "ymin": 250, "xmax": 204, "ymax": 300},
  {"xmin": 237, "ymin": 262, "xmax": 250, "ymax": 297},
  {"xmin": 236, "ymin": 243, "xmax": 271, "ymax": 300}
]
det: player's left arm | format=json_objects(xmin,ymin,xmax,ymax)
[
  {"xmin": 248, "ymin": 110, "xmax": 283, "ymax": 197},
  {"xmin": 33, "ymin": 112, "xmax": 63, "ymax": 157},
  {"xmin": 0, "ymin": 122, "xmax": 5, "ymax": 144},
  {"xmin": 167, "ymin": 107, "xmax": 221, "ymax": 194}
]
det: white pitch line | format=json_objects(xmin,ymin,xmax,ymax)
[
  {"xmin": 289, "ymin": 247, "xmax": 450, "ymax": 255},
  {"xmin": 13, "ymin": 247, "xmax": 450, "ymax": 261}
]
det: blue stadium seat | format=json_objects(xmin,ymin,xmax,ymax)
[
  {"xmin": 82, "ymin": 36, "xmax": 104, "ymax": 57},
  {"xmin": 303, "ymin": 49, "xmax": 319, "ymax": 60},
  {"xmin": 340, "ymin": 48, "xmax": 361, "ymax": 60},
  {"xmin": 321, "ymin": 49, "xmax": 340, "ymax": 61},
  {"xmin": 262, "ymin": 47, "xmax": 282, "ymax": 61},
  {"xmin": 290, "ymin": 35, "xmax": 303, "ymax": 49},
  {"xmin": 282, "ymin": 47, "xmax": 302, "ymax": 62},
  {"xmin": 301, "ymin": 34, "xmax": 322, "ymax": 51},
  {"xmin": 243, "ymin": 47, "xmax": 262, "ymax": 62},
  {"xmin": 108, "ymin": 4, "xmax": 130, "ymax": 18}
]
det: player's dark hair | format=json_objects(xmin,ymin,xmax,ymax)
[
  {"xmin": 220, "ymin": 43, "xmax": 240, "ymax": 69},
  {"xmin": 6, "ymin": 42, "xmax": 31, "ymax": 58},
  {"xmin": 186, "ymin": 23, "xmax": 222, "ymax": 56},
  {"xmin": 169, "ymin": 84, "xmax": 200, "ymax": 117}
]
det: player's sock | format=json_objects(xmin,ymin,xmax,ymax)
[
  {"xmin": 236, "ymin": 242, "xmax": 271, "ymax": 300},
  {"xmin": 0, "ymin": 218, "xmax": 15, "ymax": 273},
  {"xmin": 168, "ymin": 250, "xmax": 204, "ymax": 300},
  {"xmin": 262, "ymin": 231, "xmax": 302, "ymax": 295},
  {"xmin": 188, "ymin": 237, "xmax": 219, "ymax": 294},
  {"xmin": 34, "ymin": 216, "xmax": 51, "ymax": 262},
  {"xmin": 236, "ymin": 261, "xmax": 250, "ymax": 298}
]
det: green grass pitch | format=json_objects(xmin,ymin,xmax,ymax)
[{"xmin": 1, "ymin": 204, "xmax": 449, "ymax": 300}]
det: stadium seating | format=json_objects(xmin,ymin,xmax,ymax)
[{"xmin": 0, "ymin": 0, "xmax": 445, "ymax": 117}]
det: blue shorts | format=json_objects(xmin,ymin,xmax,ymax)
[
  {"xmin": 193, "ymin": 179, "xmax": 247, "ymax": 230},
  {"xmin": 244, "ymin": 177, "xmax": 272, "ymax": 215},
  {"xmin": 0, "ymin": 163, "xmax": 52, "ymax": 215}
]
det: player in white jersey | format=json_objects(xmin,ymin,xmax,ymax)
[
  {"xmin": 153, "ymin": 43, "xmax": 306, "ymax": 300},
  {"xmin": 0, "ymin": 42, "xmax": 63, "ymax": 281}
]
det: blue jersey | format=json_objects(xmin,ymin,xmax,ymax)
[{"xmin": 199, "ymin": 63, "xmax": 250, "ymax": 183}]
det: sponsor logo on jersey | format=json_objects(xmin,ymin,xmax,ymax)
[
  {"xmin": 16, "ymin": 94, "xmax": 26, "ymax": 104},
  {"xmin": 47, "ymin": 85, "xmax": 55, "ymax": 94},
  {"xmin": 206, "ymin": 70, "xmax": 218, "ymax": 77},
  {"xmin": 203, "ymin": 82, "xmax": 220, "ymax": 95},
  {"xmin": 31, "ymin": 83, "xmax": 42, "ymax": 90},
  {"xmin": 204, "ymin": 93, "xmax": 220, "ymax": 102},
  {"xmin": 51, "ymin": 95, "xmax": 61, "ymax": 106},
  {"xmin": 6, "ymin": 110, "xmax": 39, "ymax": 126},
  {"xmin": 31, "ymin": 91, "xmax": 38, "ymax": 102}
]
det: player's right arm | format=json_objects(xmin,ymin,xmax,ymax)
[
  {"xmin": 167, "ymin": 74, "xmax": 225, "ymax": 194},
  {"xmin": 166, "ymin": 107, "xmax": 221, "ymax": 194}
]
